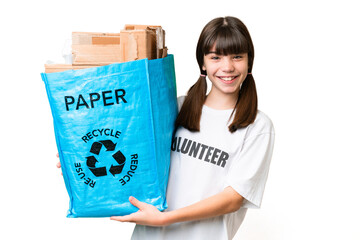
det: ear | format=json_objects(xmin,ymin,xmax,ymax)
[{"xmin": 202, "ymin": 66, "xmax": 206, "ymax": 71}]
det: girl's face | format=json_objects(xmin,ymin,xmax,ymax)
[{"xmin": 203, "ymin": 46, "xmax": 249, "ymax": 99}]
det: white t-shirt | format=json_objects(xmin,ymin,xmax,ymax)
[{"xmin": 132, "ymin": 97, "xmax": 275, "ymax": 240}]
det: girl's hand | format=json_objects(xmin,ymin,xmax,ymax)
[
  {"xmin": 56, "ymin": 153, "xmax": 62, "ymax": 175},
  {"xmin": 110, "ymin": 196, "xmax": 169, "ymax": 227}
]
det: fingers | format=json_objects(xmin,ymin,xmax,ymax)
[
  {"xmin": 110, "ymin": 198, "xmax": 165, "ymax": 226},
  {"xmin": 56, "ymin": 153, "xmax": 62, "ymax": 175},
  {"xmin": 110, "ymin": 214, "xmax": 135, "ymax": 222},
  {"xmin": 110, "ymin": 197, "xmax": 144, "ymax": 222},
  {"xmin": 110, "ymin": 216, "xmax": 123, "ymax": 221},
  {"xmin": 129, "ymin": 196, "xmax": 146, "ymax": 210},
  {"xmin": 110, "ymin": 211, "xmax": 140, "ymax": 222}
]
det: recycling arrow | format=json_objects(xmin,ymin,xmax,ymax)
[
  {"xmin": 100, "ymin": 140, "xmax": 117, "ymax": 151},
  {"xmin": 90, "ymin": 142, "xmax": 102, "ymax": 155},
  {"xmin": 109, "ymin": 150, "xmax": 126, "ymax": 176},
  {"xmin": 90, "ymin": 140, "xmax": 117, "ymax": 155},
  {"xmin": 86, "ymin": 156, "xmax": 107, "ymax": 177},
  {"xmin": 109, "ymin": 165, "xmax": 124, "ymax": 177},
  {"xmin": 86, "ymin": 140, "xmax": 126, "ymax": 177},
  {"xmin": 112, "ymin": 150, "xmax": 126, "ymax": 165}
]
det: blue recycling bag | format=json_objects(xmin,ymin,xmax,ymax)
[{"xmin": 41, "ymin": 55, "xmax": 177, "ymax": 218}]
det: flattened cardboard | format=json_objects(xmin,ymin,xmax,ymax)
[
  {"xmin": 72, "ymin": 44, "xmax": 122, "ymax": 64},
  {"xmin": 92, "ymin": 36, "xmax": 120, "ymax": 45},
  {"xmin": 125, "ymin": 25, "xmax": 165, "ymax": 58},
  {"xmin": 120, "ymin": 29, "xmax": 157, "ymax": 62},
  {"xmin": 45, "ymin": 24, "xmax": 168, "ymax": 73},
  {"xmin": 124, "ymin": 24, "xmax": 161, "ymax": 30},
  {"xmin": 44, "ymin": 64, "xmax": 98, "ymax": 73},
  {"xmin": 72, "ymin": 32, "xmax": 120, "ymax": 45}
]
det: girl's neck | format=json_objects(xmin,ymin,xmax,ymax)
[{"xmin": 204, "ymin": 90, "xmax": 238, "ymax": 110}]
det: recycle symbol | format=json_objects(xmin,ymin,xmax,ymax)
[{"xmin": 86, "ymin": 140, "xmax": 126, "ymax": 177}]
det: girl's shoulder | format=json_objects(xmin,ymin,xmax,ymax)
[{"xmin": 246, "ymin": 110, "xmax": 275, "ymax": 137}]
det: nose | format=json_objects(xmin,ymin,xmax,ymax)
[{"xmin": 221, "ymin": 57, "xmax": 235, "ymax": 72}]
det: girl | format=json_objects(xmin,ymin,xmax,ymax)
[{"xmin": 110, "ymin": 16, "xmax": 275, "ymax": 240}]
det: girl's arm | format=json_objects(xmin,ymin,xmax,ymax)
[{"xmin": 110, "ymin": 186, "xmax": 243, "ymax": 226}]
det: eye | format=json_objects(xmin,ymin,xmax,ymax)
[
  {"xmin": 233, "ymin": 55, "xmax": 243, "ymax": 60},
  {"xmin": 211, "ymin": 56, "xmax": 220, "ymax": 60}
]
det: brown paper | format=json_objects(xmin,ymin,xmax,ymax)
[{"xmin": 45, "ymin": 24, "xmax": 167, "ymax": 73}]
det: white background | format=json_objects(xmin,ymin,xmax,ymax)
[{"xmin": 1, "ymin": 0, "xmax": 359, "ymax": 239}]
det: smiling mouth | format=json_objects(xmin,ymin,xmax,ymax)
[{"xmin": 217, "ymin": 75, "xmax": 239, "ymax": 82}]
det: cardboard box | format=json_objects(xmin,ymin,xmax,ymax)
[
  {"xmin": 44, "ymin": 64, "xmax": 103, "ymax": 73},
  {"xmin": 120, "ymin": 28, "xmax": 157, "ymax": 62},
  {"xmin": 72, "ymin": 32, "xmax": 121, "ymax": 45},
  {"xmin": 124, "ymin": 25, "xmax": 166, "ymax": 59},
  {"xmin": 72, "ymin": 32, "xmax": 122, "ymax": 65},
  {"xmin": 45, "ymin": 25, "xmax": 167, "ymax": 73}
]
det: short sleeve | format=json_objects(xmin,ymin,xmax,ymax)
[
  {"xmin": 177, "ymin": 95, "xmax": 186, "ymax": 111},
  {"xmin": 225, "ymin": 114, "xmax": 275, "ymax": 209}
]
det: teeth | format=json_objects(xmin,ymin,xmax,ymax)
[{"xmin": 219, "ymin": 76, "xmax": 236, "ymax": 81}]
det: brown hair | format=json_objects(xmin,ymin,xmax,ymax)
[{"xmin": 176, "ymin": 16, "xmax": 258, "ymax": 133}]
